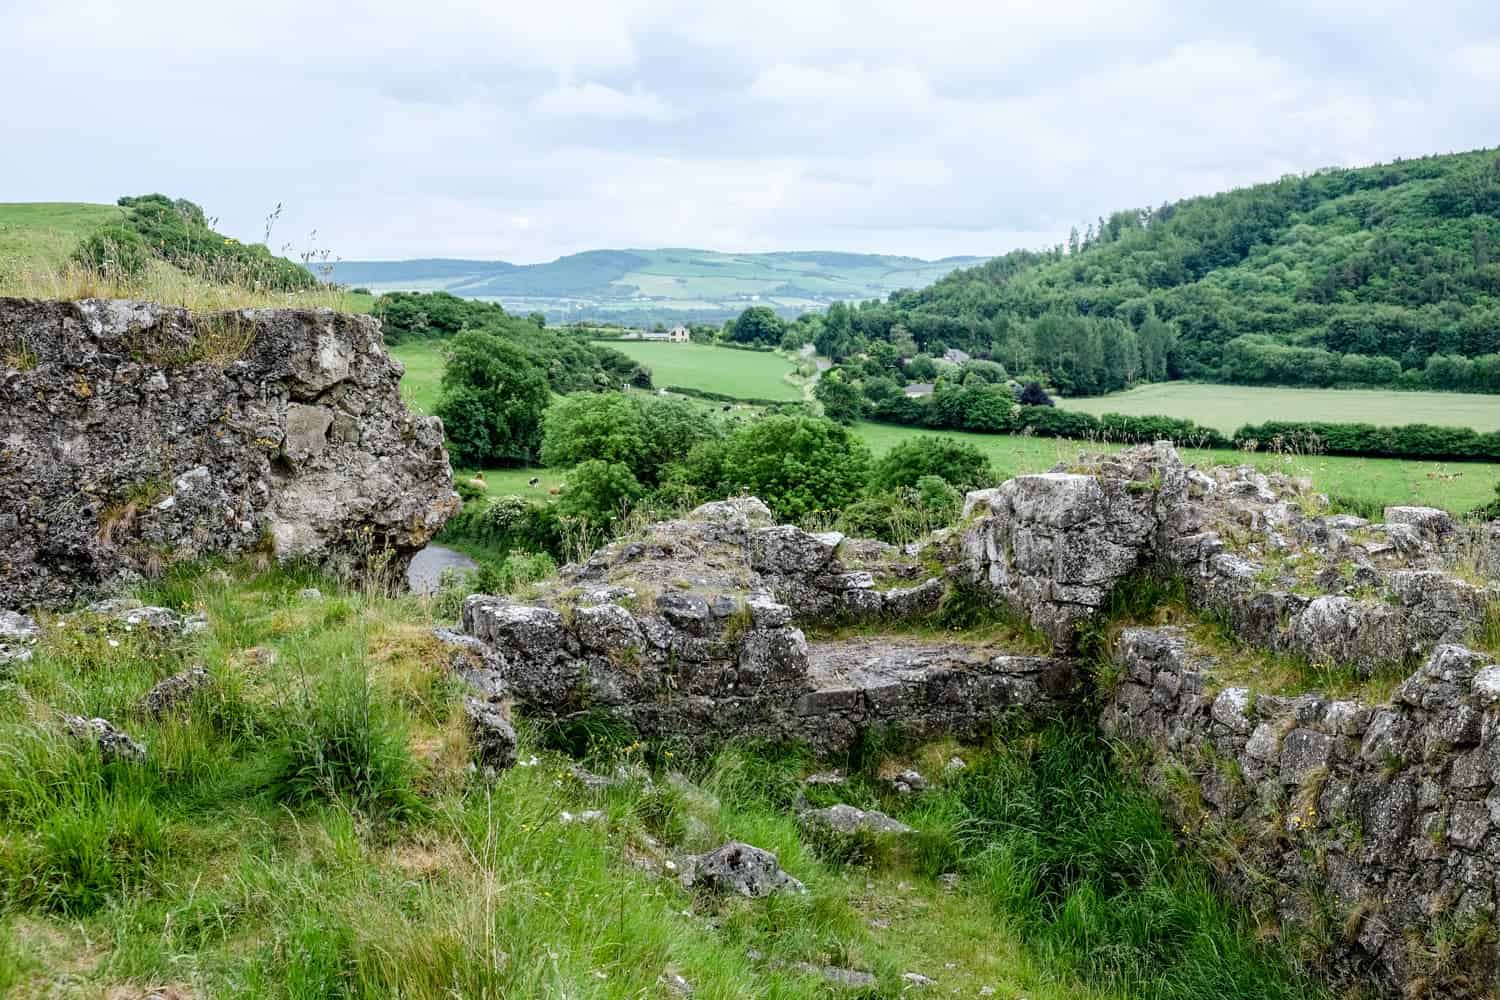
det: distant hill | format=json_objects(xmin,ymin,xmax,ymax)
[
  {"xmin": 857, "ymin": 147, "xmax": 1500, "ymax": 393},
  {"xmin": 322, "ymin": 248, "xmax": 987, "ymax": 325}
]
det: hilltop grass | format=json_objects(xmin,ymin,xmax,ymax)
[
  {"xmin": 1058, "ymin": 382, "xmax": 1500, "ymax": 434},
  {"xmin": 0, "ymin": 201, "xmax": 373, "ymax": 314},
  {"xmin": 0, "ymin": 561, "xmax": 1326, "ymax": 999},
  {"xmin": 597, "ymin": 340, "xmax": 804, "ymax": 401}
]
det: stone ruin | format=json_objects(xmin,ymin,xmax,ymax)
[
  {"xmin": 0, "ymin": 297, "xmax": 459, "ymax": 607},
  {"xmin": 440, "ymin": 442, "xmax": 1500, "ymax": 996}
]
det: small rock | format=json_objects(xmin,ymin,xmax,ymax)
[
  {"xmin": 800, "ymin": 803, "xmax": 914, "ymax": 837},
  {"xmin": 804, "ymin": 769, "xmax": 847, "ymax": 786},
  {"xmin": 683, "ymin": 842, "xmax": 805, "ymax": 898},
  {"xmin": 887, "ymin": 768, "xmax": 928, "ymax": 794},
  {"xmin": 938, "ymin": 873, "xmax": 960, "ymax": 893},
  {"xmin": 63, "ymin": 715, "xmax": 146, "ymax": 763},
  {"xmin": 559, "ymin": 809, "xmax": 607, "ymax": 825},
  {"xmin": 661, "ymin": 971, "xmax": 694, "ymax": 997},
  {"xmin": 464, "ymin": 698, "xmax": 518, "ymax": 770},
  {"xmin": 298, "ymin": 587, "xmax": 323, "ymax": 600},
  {"xmin": 944, "ymin": 756, "xmax": 966, "ymax": 772},
  {"xmin": 138, "ymin": 665, "xmax": 212, "ymax": 718},
  {"xmin": 901, "ymin": 971, "xmax": 936, "ymax": 987}
]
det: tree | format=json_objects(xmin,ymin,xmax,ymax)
[
  {"xmin": 728, "ymin": 306, "xmax": 785, "ymax": 346},
  {"xmin": 904, "ymin": 354, "xmax": 938, "ymax": 381},
  {"xmin": 558, "ymin": 460, "xmax": 643, "ymax": 529},
  {"xmin": 696, "ymin": 416, "xmax": 872, "ymax": 521},
  {"xmin": 814, "ymin": 301, "xmax": 857, "ymax": 360},
  {"xmin": 434, "ymin": 331, "xmax": 550, "ymax": 467},
  {"xmin": 540, "ymin": 392, "xmax": 646, "ymax": 474},
  {"xmin": 871, "ymin": 437, "xmax": 992, "ymax": 491},
  {"xmin": 813, "ymin": 374, "xmax": 867, "ymax": 424},
  {"xmin": 1019, "ymin": 382, "xmax": 1054, "ymax": 407}
]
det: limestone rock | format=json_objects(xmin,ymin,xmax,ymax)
[
  {"xmin": 683, "ymin": 842, "xmax": 805, "ymax": 897},
  {"xmin": 63, "ymin": 715, "xmax": 146, "ymax": 763},
  {"xmin": 464, "ymin": 697, "xmax": 518, "ymax": 770},
  {"xmin": 800, "ymin": 804, "xmax": 914, "ymax": 837},
  {"xmin": 138, "ymin": 665, "xmax": 211, "ymax": 717},
  {"xmin": 0, "ymin": 297, "xmax": 458, "ymax": 608}
]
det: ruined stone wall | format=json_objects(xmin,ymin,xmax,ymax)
[
  {"xmin": 447, "ymin": 497, "xmax": 1077, "ymax": 754},
  {"xmin": 0, "ymin": 297, "xmax": 458, "ymax": 608},
  {"xmin": 1105, "ymin": 627, "xmax": 1500, "ymax": 995}
]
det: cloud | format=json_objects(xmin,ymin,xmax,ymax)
[
  {"xmin": 534, "ymin": 82, "xmax": 676, "ymax": 121},
  {"xmin": 1, "ymin": 1, "xmax": 1497, "ymax": 262}
]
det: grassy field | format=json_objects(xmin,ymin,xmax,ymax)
[
  {"xmin": 851, "ymin": 422, "xmax": 1500, "ymax": 515},
  {"xmin": 0, "ymin": 202, "xmax": 124, "ymax": 268},
  {"xmin": 598, "ymin": 341, "xmax": 803, "ymax": 401},
  {"xmin": 0, "ymin": 562, "xmax": 1323, "ymax": 999},
  {"xmin": 1060, "ymin": 382, "xmax": 1500, "ymax": 433}
]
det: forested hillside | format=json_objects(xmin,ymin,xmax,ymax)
[{"xmin": 834, "ymin": 148, "xmax": 1500, "ymax": 395}]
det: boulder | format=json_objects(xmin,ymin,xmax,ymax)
[
  {"xmin": 464, "ymin": 698, "xmax": 518, "ymax": 771},
  {"xmin": 0, "ymin": 297, "xmax": 458, "ymax": 608},
  {"xmin": 800, "ymin": 804, "xmax": 915, "ymax": 837},
  {"xmin": 138, "ymin": 665, "xmax": 212, "ymax": 717},
  {"xmin": 63, "ymin": 715, "xmax": 146, "ymax": 763}
]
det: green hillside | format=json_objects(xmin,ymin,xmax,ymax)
[
  {"xmin": 839, "ymin": 147, "xmax": 1500, "ymax": 395},
  {"xmin": 0, "ymin": 202, "xmax": 125, "ymax": 268},
  {"xmin": 324, "ymin": 248, "xmax": 986, "ymax": 325}
]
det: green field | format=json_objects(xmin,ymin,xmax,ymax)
[
  {"xmin": 597, "ymin": 340, "xmax": 804, "ymax": 401},
  {"xmin": 852, "ymin": 422, "xmax": 1500, "ymax": 515},
  {"xmin": 0, "ymin": 202, "xmax": 124, "ymax": 268},
  {"xmin": 1060, "ymin": 382, "xmax": 1500, "ymax": 433},
  {"xmin": 389, "ymin": 341, "xmax": 447, "ymax": 415}
]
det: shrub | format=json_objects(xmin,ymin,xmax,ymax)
[
  {"xmin": 434, "ymin": 331, "xmax": 551, "ymax": 467},
  {"xmin": 692, "ymin": 415, "xmax": 872, "ymax": 521},
  {"xmin": 558, "ymin": 460, "xmax": 644, "ymax": 529},
  {"xmin": 872, "ymin": 437, "xmax": 993, "ymax": 492}
]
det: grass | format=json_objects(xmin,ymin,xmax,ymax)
[
  {"xmin": 597, "ymin": 341, "xmax": 804, "ymax": 401},
  {"xmin": 851, "ymin": 422, "xmax": 1500, "ymax": 515},
  {"xmin": 0, "ymin": 201, "xmax": 374, "ymax": 315},
  {"xmin": 0, "ymin": 560, "xmax": 1330, "ymax": 999},
  {"xmin": 0, "ymin": 202, "xmax": 125, "ymax": 268},
  {"xmin": 1058, "ymin": 381, "xmax": 1500, "ymax": 434}
]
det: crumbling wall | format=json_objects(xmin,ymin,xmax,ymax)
[
  {"xmin": 1105, "ymin": 627, "xmax": 1500, "ymax": 994},
  {"xmin": 0, "ymin": 297, "xmax": 458, "ymax": 607}
]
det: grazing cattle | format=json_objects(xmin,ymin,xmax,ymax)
[
  {"xmin": 528, "ymin": 477, "xmax": 540, "ymax": 487},
  {"xmin": 722, "ymin": 404, "xmax": 731, "ymax": 412},
  {"xmin": 549, "ymin": 487, "xmax": 560, "ymax": 496}
]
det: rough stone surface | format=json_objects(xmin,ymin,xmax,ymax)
[
  {"xmin": 0, "ymin": 297, "xmax": 459, "ymax": 608},
  {"xmin": 683, "ymin": 842, "xmax": 805, "ymax": 897},
  {"xmin": 456, "ymin": 498, "xmax": 1073, "ymax": 753},
  {"xmin": 464, "ymin": 697, "xmax": 518, "ymax": 771},
  {"xmin": 959, "ymin": 441, "xmax": 1187, "ymax": 648},
  {"xmin": 138, "ymin": 665, "xmax": 211, "ymax": 718},
  {"xmin": 0, "ymin": 609, "xmax": 40, "ymax": 667},
  {"xmin": 1104, "ymin": 627, "xmax": 1500, "ymax": 994},
  {"xmin": 63, "ymin": 714, "xmax": 146, "ymax": 763},
  {"xmin": 800, "ymin": 804, "xmax": 914, "ymax": 837}
]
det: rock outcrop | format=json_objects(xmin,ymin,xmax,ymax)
[
  {"xmin": 449, "ymin": 498, "xmax": 1077, "ymax": 754},
  {"xmin": 0, "ymin": 298, "xmax": 458, "ymax": 608}
]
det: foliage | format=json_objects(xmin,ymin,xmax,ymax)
[
  {"xmin": 813, "ymin": 372, "xmax": 867, "ymax": 424},
  {"xmin": 541, "ymin": 392, "xmax": 723, "ymax": 486},
  {"xmin": 557, "ymin": 459, "xmax": 645, "ymax": 529},
  {"xmin": 434, "ymin": 330, "xmax": 552, "ymax": 467},
  {"xmin": 1233, "ymin": 419, "xmax": 1500, "ymax": 460},
  {"xmin": 872, "ymin": 437, "xmax": 994, "ymax": 492},
  {"xmin": 679, "ymin": 415, "xmax": 873, "ymax": 521},
  {"xmin": 725, "ymin": 305, "xmax": 786, "ymax": 346},
  {"xmin": 79, "ymin": 193, "xmax": 318, "ymax": 292},
  {"xmin": 835, "ymin": 147, "xmax": 1500, "ymax": 394}
]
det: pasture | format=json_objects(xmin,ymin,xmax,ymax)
[
  {"xmin": 852, "ymin": 422, "xmax": 1500, "ymax": 516},
  {"xmin": 1059, "ymin": 382, "xmax": 1500, "ymax": 434},
  {"xmin": 599, "ymin": 340, "xmax": 804, "ymax": 401},
  {"xmin": 0, "ymin": 202, "xmax": 122, "ymax": 268}
]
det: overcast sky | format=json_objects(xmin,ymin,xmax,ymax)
[{"xmin": 4, "ymin": 2, "xmax": 1498, "ymax": 264}]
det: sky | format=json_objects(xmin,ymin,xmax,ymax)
[{"xmin": 3, "ymin": 1, "xmax": 1498, "ymax": 264}]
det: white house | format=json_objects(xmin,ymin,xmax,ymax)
[{"xmin": 668, "ymin": 324, "xmax": 690, "ymax": 343}]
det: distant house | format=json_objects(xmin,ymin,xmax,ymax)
[
  {"xmin": 903, "ymin": 382, "xmax": 935, "ymax": 398},
  {"xmin": 942, "ymin": 348, "xmax": 971, "ymax": 364},
  {"xmin": 668, "ymin": 324, "xmax": 690, "ymax": 343}
]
